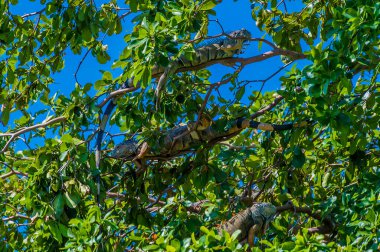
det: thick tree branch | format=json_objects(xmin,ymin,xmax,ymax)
[{"xmin": 276, "ymin": 202, "xmax": 336, "ymax": 234}]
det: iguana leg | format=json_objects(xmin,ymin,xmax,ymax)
[
  {"xmin": 133, "ymin": 142, "xmax": 150, "ymax": 160},
  {"xmin": 248, "ymin": 224, "xmax": 261, "ymax": 248},
  {"xmin": 132, "ymin": 142, "xmax": 149, "ymax": 172},
  {"xmin": 167, "ymin": 115, "xmax": 212, "ymax": 154}
]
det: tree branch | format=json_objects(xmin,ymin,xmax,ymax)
[
  {"xmin": 251, "ymin": 94, "xmax": 285, "ymax": 120},
  {"xmin": 98, "ymin": 86, "xmax": 139, "ymax": 108},
  {"xmin": 276, "ymin": 202, "xmax": 336, "ymax": 234},
  {"xmin": 0, "ymin": 116, "xmax": 66, "ymax": 153},
  {"xmin": 0, "ymin": 169, "xmax": 28, "ymax": 180},
  {"xmin": 21, "ymin": 8, "xmax": 45, "ymax": 19},
  {"xmin": 251, "ymin": 87, "xmax": 304, "ymax": 120},
  {"xmin": 2, "ymin": 213, "xmax": 37, "ymax": 223}
]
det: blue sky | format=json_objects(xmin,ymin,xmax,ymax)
[
  {"xmin": 5, "ymin": 0, "xmax": 308, "ymax": 149},
  {"xmin": 10, "ymin": 0, "xmax": 307, "ymax": 98}
]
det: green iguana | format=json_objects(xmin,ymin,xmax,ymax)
[
  {"xmin": 96, "ymin": 29, "xmax": 251, "ymax": 201},
  {"xmin": 218, "ymin": 203, "xmax": 277, "ymax": 247},
  {"xmin": 154, "ymin": 28, "xmax": 252, "ymax": 108},
  {"xmin": 110, "ymin": 118, "xmax": 308, "ymax": 160}
]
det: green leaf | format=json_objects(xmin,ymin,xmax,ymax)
[
  {"xmin": 166, "ymin": 245, "xmax": 176, "ymax": 252},
  {"xmin": 292, "ymin": 147, "xmax": 306, "ymax": 168},
  {"xmin": 128, "ymin": 37, "xmax": 148, "ymax": 49},
  {"xmin": 94, "ymin": 80, "xmax": 106, "ymax": 91},
  {"xmin": 308, "ymin": 84, "xmax": 322, "ymax": 97},
  {"xmin": 200, "ymin": 226, "xmax": 210, "ymax": 234},
  {"xmin": 1, "ymin": 108, "xmax": 10, "ymax": 125},
  {"xmin": 61, "ymin": 134, "xmax": 73, "ymax": 143},
  {"xmin": 64, "ymin": 191, "xmax": 81, "ymax": 208},
  {"xmin": 58, "ymin": 223, "xmax": 69, "ymax": 238},
  {"xmin": 231, "ymin": 230, "xmax": 241, "ymax": 240},
  {"xmin": 281, "ymin": 241, "xmax": 295, "ymax": 250},
  {"xmin": 48, "ymin": 223, "xmax": 62, "ymax": 243},
  {"xmin": 102, "ymin": 71, "xmax": 113, "ymax": 81},
  {"xmin": 142, "ymin": 245, "xmax": 159, "ymax": 250},
  {"xmin": 236, "ymin": 86, "xmax": 245, "ymax": 100},
  {"xmin": 199, "ymin": 0, "xmax": 217, "ymax": 10},
  {"xmin": 53, "ymin": 193, "xmax": 65, "ymax": 218}
]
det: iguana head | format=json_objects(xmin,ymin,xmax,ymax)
[
  {"xmin": 222, "ymin": 28, "xmax": 251, "ymax": 52},
  {"xmin": 229, "ymin": 28, "xmax": 251, "ymax": 40},
  {"xmin": 110, "ymin": 139, "xmax": 139, "ymax": 159}
]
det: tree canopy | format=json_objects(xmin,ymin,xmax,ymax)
[{"xmin": 0, "ymin": 0, "xmax": 379, "ymax": 251}]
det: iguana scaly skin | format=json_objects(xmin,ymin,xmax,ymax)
[
  {"xmin": 110, "ymin": 118, "xmax": 307, "ymax": 159},
  {"xmin": 98, "ymin": 28, "xmax": 251, "ymax": 162},
  {"xmin": 154, "ymin": 28, "xmax": 251, "ymax": 107},
  {"xmin": 218, "ymin": 203, "xmax": 276, "ymax": 246},
  {"xmin": 95, "ymin": 29, "xmax": 251, "ymax": 200}
]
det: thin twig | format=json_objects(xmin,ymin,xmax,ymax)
[
  {"xmin": 74, "ymin": 47, "xmax": 93, "ymax": 86},
  {"xmin": 119, "ymin": 11, "xmax": 132, "ymax": 20},
  {"xmin": 251, "ymin": 94, "xmax": 285, "ymax": 120},
  {"xmin": 74, "ymin": 32, "xmax": 109, "ymax": 86}
]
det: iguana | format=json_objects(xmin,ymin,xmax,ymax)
[
  {"xmin": 154, "ymin": 28, "xmax": 252, "ymax": 108},
  {"xmin": 110, "ymin": 118, "xmax": 308, "ymax": 160},
  {"xmin": 218, "ymin": 203, "xmax": 277, "ymax": 247},
  {"xmin": 96, "ymin": 29, "xmax": 251, "ymax": 201}
]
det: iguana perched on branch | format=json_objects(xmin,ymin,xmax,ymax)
[
  {"xmin": 218, "ymin": 203, "xmax": 277, "ymax": 247},
  {"xmin": 96, "ymin": 28, "xmax": 251, "ymax": 201},
  {"xmin": 110, "ymin": 118, "xmax": 308, "ymax": 160},
  {"xmin": 154, "ymin": 28, "xmax": 252, "ymax": 108}
]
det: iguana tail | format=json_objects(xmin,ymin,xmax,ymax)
[
  {"xmin": 223, "ymin": 118, "xmax": 310, "ymax": 137},
  {"xmin": 246, "ymin": 119, "xmax": 309, "ymax": 131},
  {"xmin": 95, "ymin": 81, "xmax": 130, "ymax": 205}
]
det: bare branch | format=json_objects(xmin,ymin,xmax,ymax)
[
  {"xmin": 2, "ymin": 213, "xmax": 37, "ymax": 223},
  {"xmin": 106, "ymin": 192, "xmax": 166, "ymax": 206},
  {"xmin": 97, "ymin": 48, "xmax": 304, "ymax": 108},
  {"xmin": 98, "ymin": 86, "xmax": 139, "ymax": 108},
  {"xmin": 74, "ymin": 47, "xmax": 93, "ymax": 86},
  {"xmin": 0, "ymin": 169, "xmax": 28, "ymax": 180},
  {"xmin": 119, "ymin": 11, "xmax": 132, "ymax": 20},
  {"xmin": 21, "ymin": 8, "xmax": 45, "ymax": 19},
  {"xmin": 0, "ymin": 116, "xmax": 66, "ymax": 153},
  {"xmin": 250, "ymin": 86, "xmax": 304, "ymax": 120},
  {"xmin": 146, "ymin": 185, "xmax": 174, "ymax": 209},
  {"xmin": 251, "ymin": 94, "xmax": 285, "ymax": 120},
  {"xmin": 75, "ymin": 33, "xmax": 109, "ymax": 86}
]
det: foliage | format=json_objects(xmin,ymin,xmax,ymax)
[{"xmin": 0, "ymin": 0, "xmax": 379, "ymax": 251}]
